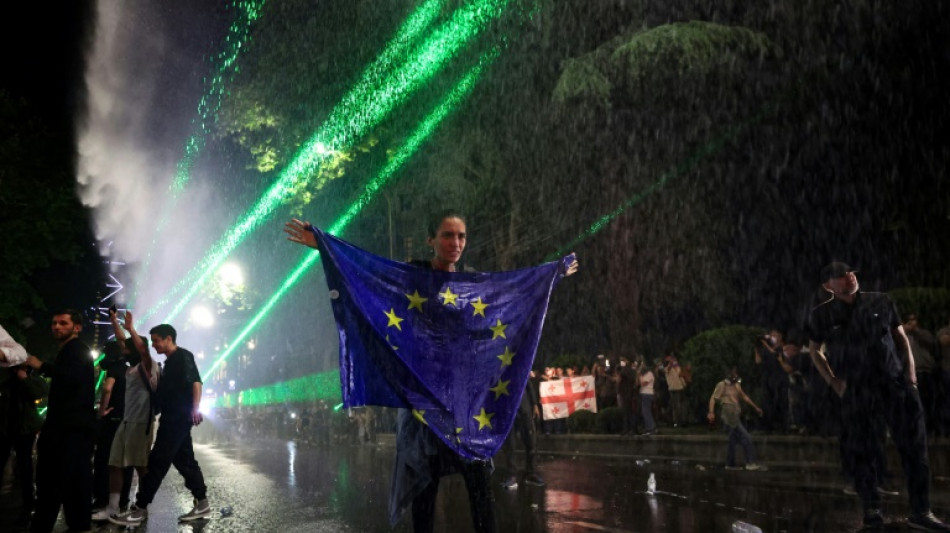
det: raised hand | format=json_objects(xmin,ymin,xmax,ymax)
[{"xmin": 284, "ymin": 218, "xmax": 319, "ymax": 249}]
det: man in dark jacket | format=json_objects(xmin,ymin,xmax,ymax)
[{"xmin": 25, "ymin": 309, "xmax": 96, "ymax": 533}]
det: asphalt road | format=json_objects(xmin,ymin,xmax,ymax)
[{"xmin": 4, "ymin": 434, "xmax": 948, "ymax": 532}]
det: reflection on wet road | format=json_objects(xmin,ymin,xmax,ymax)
[{"xmin": 27, "ymin": 436, "xmax": 947, "ymax": 532}]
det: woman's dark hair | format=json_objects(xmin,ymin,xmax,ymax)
[
  {"xmin": 426, "ymin": 209, "xmax": 466, "ymax": 238},
  {"xmin": 124, "ymin": 337, "xmax": 149, "ymax": 366},
  {"xmin": 101, "ymin": 340, "xmax": 123, "ymax": 365}
]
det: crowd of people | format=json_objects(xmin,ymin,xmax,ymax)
[
  {"xmin": 0, "ymin": 309, "xmax": 210, "ymax": 532},
  {"xmin": 4, "ymin": 247, "xmax": 950, "ymax": 532}
]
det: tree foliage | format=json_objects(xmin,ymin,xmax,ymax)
[
  {"xmin": 211, "ymin": 0, "xmax": 950, "ymax": 362},
  {"xmin": 0, "ymin": 91, "xmax": 89, "ymax": 333}
]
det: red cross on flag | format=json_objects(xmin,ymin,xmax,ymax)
[{"xmin": 539, "ymin": 376, "xmax": 597, "ymax": 420}]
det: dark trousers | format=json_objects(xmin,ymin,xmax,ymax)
[
  {"xmin": 0, "ymin": 431, "xmax": 37, "ymax": 512},
  {"xmin": 93, "ymin": 418, "xmax": 133, "ymax": 508},
  {"xmin": 411, "ymin": 458, "xmax": 496, "ymax": 533},
  {"xmin": 762, "ymin": 378, "xmax": 789, "ymax": 432},
  {"xmin": 916, "ymin": 372, "xmax": 939, "ymax": 434},
  {"xmin": 501, "ymin": 411, "xmax": 537, "ymax": 474},
  {"xmin": 668, "ymin": 389, "xmax": 687, "ymax": 425},
  {"xmin": 941, "ymin": 370, "xmax": 950, "ymax": 436},
  {"xmin": 619, "ymin": 394, "xmax": 637, "ymax": 433},
  {"xmin": 31, "ymin": 427, "xmax": 94, "ymax": 533},
  {"xmin": 839, "ymin": 380, "xmax": 931, "ymax": 514},
  {"xmin": 136, "ymin": 417, "xmax": 207, "ymax": 508}
]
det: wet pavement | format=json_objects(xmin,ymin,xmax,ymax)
[{"xmin": 4, "ymin": 435, "xmax": 948, "ymax": 532}]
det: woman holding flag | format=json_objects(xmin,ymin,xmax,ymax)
[{"xmin": 285, "ymin": 210, "xmax": 578, "ymax": 532}]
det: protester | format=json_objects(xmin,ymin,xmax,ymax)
[
  {"xmin": 903, "ymin": 313, "xmax": 940, "ymax": 434},
  {"xmin": 615, "ymin": 356, "xmax": 639, "ymax": 435},
  {"xmin": 499, "ymin": 369, "xmax": 544, "ymax": 489},
  {"xmin": 662, "ymin": 354, "xmax": 688, "ymax": 428},
  {"xmin": 708, "ymin": 366, "xmax": 764, "ymax": 471},
  {"xmin": 0, "ymin": 362, "xmax": 47, "ymax": 528},
  {"xmin": 0, "ymin": 324, "xmax": 29, "ymax": 367},
  {"xmin": 639, "ymin": 363, "xmax": 657, "ymax": 435},
  {"xmin": 754, "ymin": 329, "xmax": 788, "ymax": 433},
  {"xmin": 807, "ymin": 262, "xmax": 950, "ymax": 531},
  {"xmin": 91, "ymin": 340, "xmax": 133, "ymax": 515},
  {"xmin": 110, "ymin": 323, "xmax": 210, "ymax": 527},
  {"xmin": 93, "ymin": 310, "xmax": 156, "ymax": 522},
  {"xmin": 25, "ymin": 310, "xmax": 96, "ymax": 533},
  {"xmin": 284, "ymin": 211, "xmax": 577, "ymax": 533}
]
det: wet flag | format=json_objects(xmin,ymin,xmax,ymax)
[
  {"xmin": 539, "ymin": 376, "xmax": 597, "ymax": 420},
  {"xmin": 311, "ymin": 227, "xmax": 573, "ymax": 460}
]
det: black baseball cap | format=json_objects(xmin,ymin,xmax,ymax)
[{"xmin": 820, "ymin": 262, "xmax": 856, "ymax": 282}]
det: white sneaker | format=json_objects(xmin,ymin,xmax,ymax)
[
  {"xmin": 179, "ymin": 498, "xmax": 212, "ymax": 521},
  {"xmin": 109, "ymin": 504, "xmax": 147, "ymax": 527},
  {"xmin": 92, "ymin": 506, "xmax": 119, "ymax": 521}
]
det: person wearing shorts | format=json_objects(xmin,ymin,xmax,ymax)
[{"xmin": 93, "ymin": 311, "xmax": 157, "ymax": 522}]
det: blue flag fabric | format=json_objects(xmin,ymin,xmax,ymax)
[{"xmin": 312, "ymin": 227, "xmax": 570, "ymax": 460}]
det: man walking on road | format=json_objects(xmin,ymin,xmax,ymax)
[
  {"xmin": 807, "ymin": 262, "xmax": 950, "ymax": 531},
  {"xmin": 111, "ymin": 323, "xmax": 210, "ymax": 527}
]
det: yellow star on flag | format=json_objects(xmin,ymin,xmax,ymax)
[
  {"xmin": 412, "ymin": 409, "xmax": 427, "ymax": 425},
  {"xmin": 384, "ymin": 308, "xmax": 404, "ymax": 331},
  {"xmin": 496, "ymin": 347, "xmax": 515, "ymax": 367},
  {"xmin": 489, "ymin": 379, "xmax": 511, "ymax": 399},
  {"xmin": 470, "ymin": 297, "xmax": 488, "ymax": 317},
  {"xmin": 405, "ymin": 290, "xmax": 427, "ymax": 312},
  {"xmin": 439, "ymin": 286, "xmax": 459, "ymax": 307},
  {"xmin": 490, "ymin": 318, "xmax": 508, "ymax": 340},
  {"xmin": 385, "ymin": 335, "xmax": 398, "ymax": 351},
  {"xmin": 473, "ymin": 408, "xmax": 494, "ymax": 430}
]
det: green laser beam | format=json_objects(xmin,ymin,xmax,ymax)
[
  {"xmin": 144, "ymin": 0, "xmax": 510, "ymax": 326},
  {"xmin": 544, "ymin": 103, "xmax": 778, "ymax": 261},
  {"xmin": 200, "ymin": 52, "xmax": 497, "ymax": 383},
  {"xmin": 213, "ymin": 370, "xmax": 341, "ymax": 407},
  {"xmin": 133, "ymin": 0, "xmax": 266, "ymax": 306}
]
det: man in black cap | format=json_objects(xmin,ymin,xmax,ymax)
[{"xmin": 806, "ymin": 262, "xmax": 950, "ymax": 531}]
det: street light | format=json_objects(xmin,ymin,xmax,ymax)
[
  {"xmin": 191, "ymin": 306, "xmax": 215, "ymax": 328},
  {"xmin": 218, "ymin": 262, "xmax": 244, "ymax": 286}
]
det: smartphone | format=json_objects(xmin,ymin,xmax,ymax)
[{"xmin": 109, "ymin": 304, "xmax": 118, "ymax": 315}]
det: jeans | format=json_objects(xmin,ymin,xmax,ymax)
[
  {"xmin": 725, "ymin": 421, "xmax": 757, "ymax": 466},
  {"xmin": 640, "ymin": 394, "xmax": 655, "ymax": 432}
]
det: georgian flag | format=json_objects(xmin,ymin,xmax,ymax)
[{"xmin": 539, "ymin": 376, "xmax": 597, "ymax": 420}]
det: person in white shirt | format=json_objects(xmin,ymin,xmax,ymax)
[{"xmin": 0, "ymin": 324, "xmax": 29, "ymax": 367}]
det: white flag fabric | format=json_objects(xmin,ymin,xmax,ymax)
[{"xmin": 539, "ymin": 376, "xmax": 597, "ymax": 420}]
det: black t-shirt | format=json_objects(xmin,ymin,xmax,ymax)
[
  {"xmin": 756, "ymin": 341, "xmax": 787, "ymax": 384},
  {"xmin": 805, "ymin": 291, "xmax": 904, "ymax": 384},
  {"xmin": 102, "ymin": 360, "xmax": 128, "ymax": 421},
  {"xmin": 40, "ymin": 337, "xmax": 96, "ymax": 431},
  {"xmin": 156, "ymin": 347, "xmax": 201, "ymax": 420}
]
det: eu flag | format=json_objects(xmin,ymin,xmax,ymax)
[{"xmin": 312, "ymin": 227, "xmax": 571, "ymax": 460}]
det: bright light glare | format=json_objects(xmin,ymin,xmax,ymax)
[
  {"xmin": 191, "ymin": 306, "xmax": 215, "ymax": 328},
  {"xmin": 218, "ymin": 263, "xmax": 244, "ymax": 286},
  {"xmin": 90, "ymin": 350, "xmax": 99, "ymax": 359}
]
